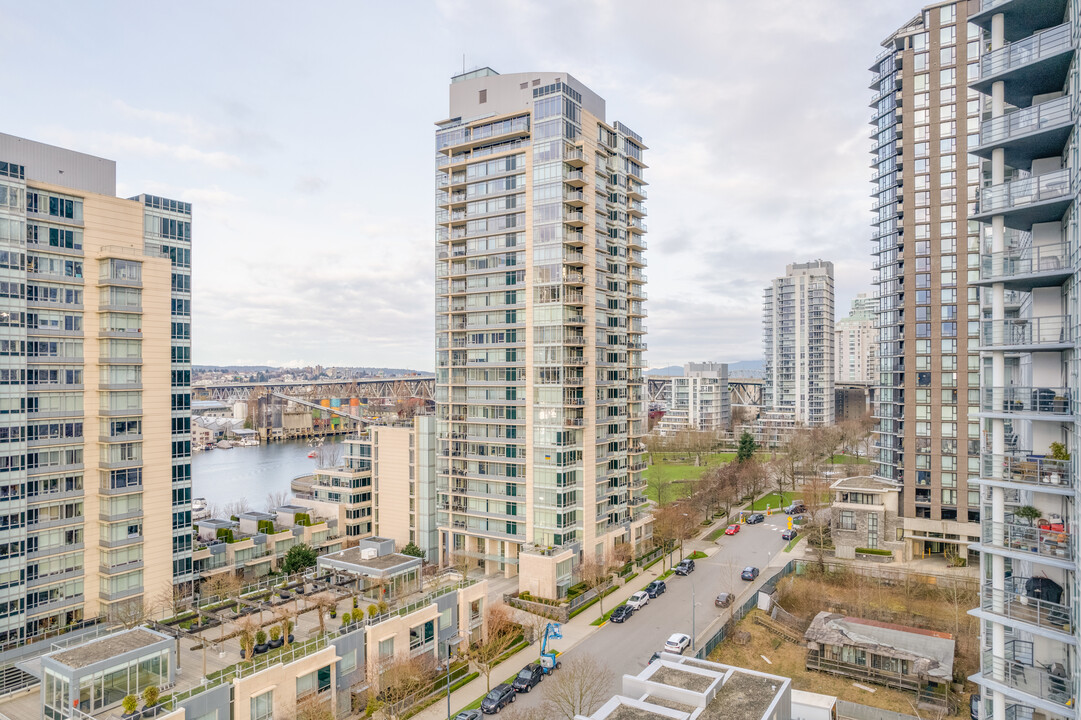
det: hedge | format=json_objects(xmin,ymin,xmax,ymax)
[{"xmin": 856, "ymin": 547, "xmax": 893, "ymax": 556}]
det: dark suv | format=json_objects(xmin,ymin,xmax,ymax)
[
  {"xmin": 746, "ymin": 513, "xmax": 766, "ymax": 524},
  {"xmin": 674, "ymin": 559, "xmax": 695, "ymax": 575},
  {"xmin": 481, "ymin": 684, "xmax": 516, "ymax": 714},
  {"xmin": 511, "ymin": 663, "xmax": 543, "ymax": 693},
  {"xmin": 784, "ymin": 502, "xmax": 806, "ymax": 515},
  {"xmin": 645, "ymin": 580, "xmax": 667, "ymax": 597}
]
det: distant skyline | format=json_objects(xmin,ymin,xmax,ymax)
[{"xmin": 0, "ymin": 1, "xmax": 920, "ymax": 369}]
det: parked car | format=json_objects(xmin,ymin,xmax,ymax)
[
  {"xmin": 741, "ymin": 566, "xmax": 760, "ymax": 581},
  {"xmin": 610, "ymin": 604, "xmax": 635, "ymax": 623},
  {"xmin": 784, "ymin": 502, "xmax": 807, "ymax": 515},
  {"xmin": 481, "ymin": 684, "xmax": 516, "ymax": 714},
  {"xmin": 781, "ymin": 529, "xmax": 798, "ymax": 541},
  {"xmin": 664, "ymin": 633, "xmax": 691, "ymax": 654},
  {"xmin": 511, "ymin": 663, "xmax": 544, "ymax": 693},
  {"xmin": 627, "ymin": 591, "xmax": 650, "ymax": 610},
  {"xmin": 724, "ymin": 524, "xmax": 740, "ymax": 535},
  {"xmin": 455, "ymin": 712, "xmax": 482, "ymax": 720},
  {"xmin": 746, "ymin": 513, "xmax": 766, "ymax": 524},
  {"xmin": 715, "ymin": 592, "xmax": 733, "ymax": 608},
  {"xmin": 645, "ymin": 580, "xmax": 667, "ymax": 597},
  {"xmin": 674, "ymin": 558, "xmax": 696, "ymax": 575}
]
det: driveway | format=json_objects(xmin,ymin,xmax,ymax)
[{"xmin": 504, "ymin": 512, "xmax": 793, "ymax": 711}]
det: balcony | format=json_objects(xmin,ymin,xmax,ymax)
[
  {"xmin": 978, "ymin": 452, "xmax": 1073, "ymax": 493},
  {"xmin": 980, "ymin": 519, "xmax": 1073, "ymax": 564},
  {"xmin": 971, "ymin": 0, "xmax": 1069, "ymax": 42},
  {"xmin": 979, "ymin": 315, "xmax": 1072, "ymax": 351},
  {"xmin": 979, "ymin": 583, "xmax": 1076, "ymax": 638},
  {"xmin": 972, "ymin": 168, "xmax": 1073, "ymax": 229},
  {"xmin": 979, "ymin": 386, "xmax": 1072, "ymax": 418},
  {"xmin": 974, "ymin": 96, "xmax": 1073, "ymax": 168},
  {"xmin": 973, "ymin": 241, "xmax": 1073, "ymax": 289},
  {"xmin": 976, "ymin": 650, "xmax": 1075, "ymax": 711},
  {"xmin": 972, "ymin": 23, "xmax": 1074, "ymax": 106}
]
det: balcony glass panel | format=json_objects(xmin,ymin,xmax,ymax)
[
  {"xmin": 980, "ymin": 387, "xmax": 1072, "ymax": 415},
  {"xmin": 981, "ymin": 519, "xmax": 1073, "ymax": 561},
  {"xmin": 980, "ymin": 651, "xmax": 1074, "ymax": 708},
  {"xmin": 980, "ymin": 315, "xmax": 1071, "ymax": 347},
  {"xmin": 981, "ymin": 96, "xmax": 1072, "ymax": 146},
  {"xmin": 980, "ymin": 23, "xmax": 1072, "ymax": 77},
  {"xmin": 978, "ymin": 169, "xmax": 1071, "ymax": 215}
]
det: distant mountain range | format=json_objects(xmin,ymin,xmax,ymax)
[{"xmin": 645, "ymin": 360, "xmax": 764, "ymax": 377}]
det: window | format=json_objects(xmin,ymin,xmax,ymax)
[
  {"xmin": 379, "ymin": 637, "xmax": 394, "ymax": 659},
  {"xmin": 251, "ymin": 691, "xmax": 273, "ymax": 720},
  {"xmin": 839, "ymin": 511, "xmax": 856, "ymax": 531}
]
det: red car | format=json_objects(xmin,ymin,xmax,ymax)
[{"xmin": 724, "ymin": 524, "xmax": 740, "ymax": 535}]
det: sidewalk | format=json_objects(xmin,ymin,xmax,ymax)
[{"xmin": 409, "ymin": 550, "xmax": 681, "ymax": 720}]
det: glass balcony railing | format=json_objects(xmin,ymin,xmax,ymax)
[
  {"xmin": 981, "ymin": 583, "xmax": 1076, "ymax": 635},
  {"xmin": 980, "ymin": 315, "xmax": 1072, "ymax": 348},
  {"xmin": 980, "ymin": 386, "xmax": 1072, "ymax": 415},
  {"xmin": 977, "ymin": 168, "xmax": 1072, "ymax": 216},
  {"xmin": 980, "ymin": 22, "xmax": 1073, "ymax": 78},
  {"xmin": 981, "ymin": 519, "xmax": 1073, "ymax": 561},
  {"xmin": 980, "ymin": 651, "xmax": 1075, "ymax": 709},
  {"xmin": 981, "ymin": 95, "xmax": 1072, "ymax": 147},
  {"xmin": 981, "ymin": 452, "xmax": 1072, "ymax": 488},
  {"xmin": 978, "ymin": 241, "xmax": 1071, "ymax": 283}
]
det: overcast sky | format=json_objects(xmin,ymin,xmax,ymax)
[{"xmin": 1, "ymin": 1, "xmax": 920, "ymax": 370}]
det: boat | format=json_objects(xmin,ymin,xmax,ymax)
[
  {"xmin": 192, "ymin": 497, "xmax": 210, "ymax": 521},
  {"xmin": 307, "ymin": 450, "xmax": 318, "ymax": 458}
]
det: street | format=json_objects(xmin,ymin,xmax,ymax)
[{"xmin": 500, "ymin": 512, "xmax": 793, "ymax": 712}]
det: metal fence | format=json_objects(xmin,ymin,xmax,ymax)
[{"xmin": 836, "ymin": 699, "xmax": 921, "ymax": 720}]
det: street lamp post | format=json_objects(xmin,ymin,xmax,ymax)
[
  {"xmin": 691, "ymin": 582, "xmax": 696, "ymax": 653},
  {"xmin": 445, "ymin": 634, "xmax": 461, "ymax": 720}
]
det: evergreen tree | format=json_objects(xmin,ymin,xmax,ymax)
[{"xmin": 736, "ymin": 431, "xmax": 757, "ymax": 463}]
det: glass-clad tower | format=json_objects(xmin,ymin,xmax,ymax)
[
  {"xmin": 967, "ymin": 0, "xmax": 1079, "ymax": 717},
  {"xmin": 434, "ymin": 69, "xmax": 652, "ymax": 598}
]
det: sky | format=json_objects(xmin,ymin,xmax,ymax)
[{"xmin": 0, "ymin": 0, "xmax": 921, "ymax": 371}]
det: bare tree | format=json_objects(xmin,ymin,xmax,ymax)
[
  {"xmin": 265, "ymin": 490, "xmax": 290, "ymax": 512},
  {"xmin": 544, "ymin": 655, "xmax": 615, "ymax": 720},
  {"xmin": 577, "ymin": 554, "xmax": 615, "ymax": 620},
  {"xmin": 648, "ymin": 474, "xmax": 674, "ymax": 506},
  {"xmin": 379, "ymin": 654, "xmax": 437, "ymax": 720},
  {"xmin": 154, "ymin": 582, "xmax": 191, "ymax": 622},
  {"xmin": 111, "ymin": 598, "xmax": 148, "ymax": 629},
  {"xmin": 223, "ymin": 499, "xmax": 251, "ymax": 519},
  {"xmin": 203, "ymin": 501, "xmax": 221, "ymax": 520},
  {"xmin": 310, "ymin": 592, "xmax": 338, "ymax": 635},
  {"xmin": 275, "ymin": 607, "xmax": 296, "ymax": 649},
  {"xmin": 316, "ymin": 442, "xmax": 344, "ymax": 468},
  {"xmin": 772, "ymin": 428, "xmax": 813, "ymax": 501},
  {"xmin": 801, "ymin": 470, "xmax": 831, "ymax": 570},
  {"xmin": 288, "ymin": 694, "xmax": 335, "ymax": 720},
  {"xmin": 469, "ymin": 604, "xmax": 520, "ymax": 691},
  {"xmin": 642, "ymin": 432, "xmax": 667, "ymax": 465},
  {"xmin": 448, "ymin": 551, "xmax": 473, "ymax": 580},
  {"xmin": 611, "ymin": 541, "xmax": 634, "ymax": 568},
  {"xmin": 651, "ymin": 505, "xmax": 681, "ymax": 571},
  {"xmin": 739, "ymin": 459, "xmax": 767, "ymax": 509},
  {"xmin": 237, "ymin": 617, "xmax": 259, "ymax": 660}
]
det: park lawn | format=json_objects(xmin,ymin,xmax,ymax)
[
  {"xmin": 829, "ymin": 453, "xmax": 871, "ymax": 464},
  {"xmin": 747, "ymin": 491, "xmax": 800, "ymax": 511},
  {"xmin": 644, "ymin": 452, "xmax": 737, "ymax": 502}
]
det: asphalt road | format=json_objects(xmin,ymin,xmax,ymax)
[{"xmin": 498, "ymin": 512, "xmax": 793, "ymax": 713}]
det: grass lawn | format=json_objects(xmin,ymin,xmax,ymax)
[
  {"xmin": 645, "ymin": 452, "xmax": 737, "ymax": 502},
  {"xmin": 829, "ymin": 454, "xmax": 871, "ymax": 464},
  {"xmin": 706, "ymin": 524, "xmax": 729, "ymax": 542},
  {"xmin": 747, "ymin": 491, "xmax": 800, "ymax": 511},
  {"xmin": 687, "ymin": 550, "xmax": 707, "ymax": 560}
]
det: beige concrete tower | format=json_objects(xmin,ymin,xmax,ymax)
[
  {"xmin": 434, "ymin": 69, "xmax": 651, "ymax": 598},
  {"xmin": 0, "ymin": 135, "xmax": 191, "ymax": 646}
]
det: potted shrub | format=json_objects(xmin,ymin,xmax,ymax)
[
  {"xmin": 329, "ymin": 606, "xmax": 337, "ymax": 619},
  {"xmin": 340, "ymin": 615, "xmax": 350, "ymax": 635},
  {"xmin": 142, "ymin": 686, "xmax": 160, "ymax": 715},
  {"xmin": 377, "ymin": 600, "xmax": 388, "ymax": 614},
  {"xmin": 1015, "ymin": 505, "xmax": 1042, "ymax": 526},
  {"xmin": 287, "ymin": 620, "xmax": 295, "ymax": 645},
  {"xmin": 121, "ymin": 694, "xmax": 139, "ymax": 719},
  {"xmin": 268, "ymin": 626, "xmax": 283, "ymax": 649},
  {"xmin": 368, "ymin": 604, "xmax": 379, "ymax": 619},
  {"xmin": 255, "ymin": 630, "xmax": 269, "ymax": 654},
  {"xmin": 353, "ymin": 596, "xmax": 359, "ymax": 610}
]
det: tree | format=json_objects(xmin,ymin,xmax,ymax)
[
  {"xmin": 201, "ymin": 572, "xmax": 241, "ymax": 605},
  {"xmin": 400, "ymin": 543, "xmax": 424, "ymax": 558},
  {"xmin": 730, "ymin": 406, "xmax": 753, "ymax": 435},
  {"xmin": 155, "ymin": 582, "xmax": 191, "ymax": 622},
  {"xmin": 543, "ymin": 655, "xmax": 615, "ymax": 720},
  {"xmin": 648, "ymin": 474, "xmax": 674, "ymax": 506},
  {"xmin": 290, "ymin": 694, "xmax": 335, "ymax": 720},
  {"xmin": 265, "ymin": 491, "xmax": 290, "ymax": 512},
  {"xmin": 469, "ymin": 604, "xmax": 520, "ymax": 691},
  {"xmin": 379, "ymin": 654, "xmax": 437, "ymax": 719},
  {"xmin": 237, "ymin": 617, "xmax": 259, "ymax": 660},
  {"xmin": 651, "ymin": 505, "xmax": 681, "ymax": 571},
  {"xmin": 316, "ymin": 442, "xmax": 344, "ymax": 468},
  {"xmin": 736, "ymin": 431, "xmax": 757, "ymax": 464},
  {"xmin": 112, "ymin": 598, "xmax": 148, "ymax": 629},
  {"xmin": 739, "ymin": 458, "xmax": 767, "ymax": 507},
  {"xmin": 310, "ymin": 592, "xmax": 338, "ymax": 635},
  {"xmin": 577, "ymin": 554, "xmax": 615, "ymax": 620},
  {"xmin": 275, "ymin": 607, "xmax": 296, "ymax": 649},
  {"xmin": 801, "ymin": 469, "xmax": 830, "ymax": 570},
  {"xmin": 642, "ymin": 432, "xmax": 667, "ymax": 466},
  {"xmin": 282, "ymin": 543, "xmax": 318, "ymax": 575}
]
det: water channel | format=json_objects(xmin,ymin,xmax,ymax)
[{"xmin": 191, "ymin": 437, "xmax": 342, "ymax": 510}]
